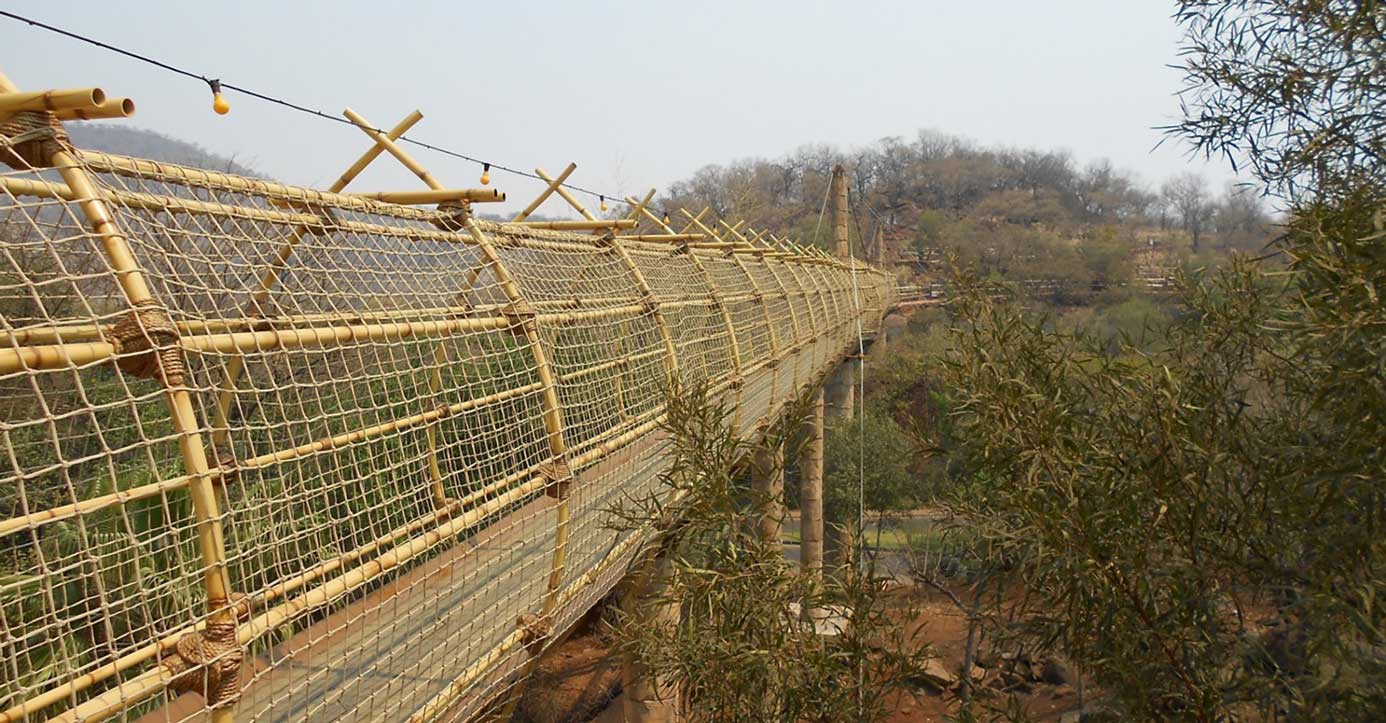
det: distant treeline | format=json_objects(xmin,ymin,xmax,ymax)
[{"xmin": 658, "ymin": 131, "xmax": 1276, "ymax": 293}]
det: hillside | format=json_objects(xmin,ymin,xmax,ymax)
[
  {"xmin": 65, "ymin": 123, "xmax": 264, "ymax": 177},
  {"xmin": 658, "ymin": 131, "xmax": 1274, "ymax": 295}
]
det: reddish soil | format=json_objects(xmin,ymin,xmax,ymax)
[{"xmin": 514, "ymin": 584, "xmax": 1091, "ymax": 723}]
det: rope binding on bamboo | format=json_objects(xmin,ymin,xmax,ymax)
[
  {"xmin": 540, "ymin": 458, "xmax": 573, "ymax": 500},
  {"xmin": 0, "ymin": 110, "xmax": 68, "ymax": 169},
  {"xmin": 164, "ymin": 620, "xmax": 243, "ymax": 707},
  {"xmin": 516, "ymin": 613, "xmax": 553, "ymax": 656},
  {"xmin": 432, "ymin": 199, "xmax": 472, "ymax": 232},
  {"xmin": 102, "ymin": 298, "xmax": 187, "ymax": 386}
]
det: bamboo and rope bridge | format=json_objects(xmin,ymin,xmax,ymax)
[{"xmin": 0, "ymin": 73, "xmax": 894, "ymax": 723}]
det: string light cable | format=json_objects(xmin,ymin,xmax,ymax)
[{"xmin": 0, "ymin": 9, "xmax": 670, "ymax": 216}]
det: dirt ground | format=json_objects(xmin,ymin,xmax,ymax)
[{"xmin": 511, "ymin": 583, "xmax": 1091, "ymax": 723}]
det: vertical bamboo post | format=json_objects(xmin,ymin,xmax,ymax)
[
  {"xmin": 726, "ymin": 223, "xmax": 805, "ymax": 410},
  {"xmin": 604, "ymin": 234, "xmax": 680, "ymax": 382},
  {"xmin": 341, "ymin": 110, "xmax": 572, "ymax": 614},
  {"xmin": 210, "ymin": 110, "xmax": 423, "ymax": 453},
  {"xmin": 682, "ymin": 211, "xmax": 780, "ymax": 425},
  {"xmin": 0, "ymin": 72, "xmax": 237, "ymax": 721},
  {"xmin": 342, "ymin": 112, "xmax": 588, "ymax": 720},
  {"xmin": 635, "ymin": 204, "xmax": 745, "ymax": 429}
]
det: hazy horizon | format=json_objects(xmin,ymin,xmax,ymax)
[{"xmin": 2, "ymin": 1, "xmax": 1238, "ymax": 217}]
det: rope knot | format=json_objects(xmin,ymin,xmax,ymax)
[
  {"xmin": 0, "ymin": 111, "xmax": 70, "ymax": 169},
  {"xmin": 517, "ymin": 613, "xmax": 553, "ymax": 655},
  {"xmin": 166, "ymin": 621, "xmax": 243, "ymax": 707},
  {"xmin": 104, "ymin": 299, "xmax": 187, "ymax": 386},
  {"xmin": 432, "ymin": 199, "xmax": 473, "ymax": 232}
]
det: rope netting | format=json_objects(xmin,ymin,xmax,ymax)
[{"xmin": 0, "ymin": 114, "xmax": 893, "ymax": 723}]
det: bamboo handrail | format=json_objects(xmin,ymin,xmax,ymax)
[
  {"xmin": 508, "ymin": 218, "xmax": 636, "ymax": 231},
  {"xmin": 0, "ymin": 305, "xmax": 655, "ymax": 376},
  {"xmin": 615, "ymin": 233, "xmax": 706, "ymax": 242},
  {"xmin": 346, "ymin": 188, "xmax": 505, "ymax": 204}
]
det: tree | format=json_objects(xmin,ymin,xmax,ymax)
[
  {"xmin": 931, "ymin": 1, "xmax": 1386, "ymax": 718},
  {"xmin": 1161, "ymin": 172, "xmax": 1213, "ymax": 252},
  {"xmin": 1211, "ymin": 183, "xmax": 1270, "ymax": 252},
  {"xmin": 610, "ymin": 382, "xmax": 931, "ymax": 722}
]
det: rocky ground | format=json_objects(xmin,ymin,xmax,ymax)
[{"xmin": 510, "ymin": 582, "xmax": 1100, "ymax": 723}]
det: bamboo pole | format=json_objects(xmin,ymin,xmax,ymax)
[
  {"xmin": 0, "ymin": 303, "xmax": 652, "ymax": 376},
  {"xmin": 512, "ymin": 162, "xmax": 576, "ymax": 222},
  {"xmin": 75, "ymin": 150, "xmax": 447, "ymax": 219},
  {"xmin": 535, "ymin": 166, "xmax": 596, "ymax": 221},
  {"xmin": 676, "ymin": 207, "xmax": 708, "ymax": 235},
  {"xmin": 347, "ymin": 188, "xmax": 505, "ymax": 204},
  {"xmin": 343, "ymin": 107, "xmax": 446, "ymax": 189},
  {"xmin": 625, "ymin": 188, "xmax": 655, "ymax": 223},
  {"xmin": 615, "ymin": 233, "xmax": 705, "ymax": 242},
  {"xmin": 50, "ymin": 471, "xmax": 552, "ymax": 723},
  {"xmin": 0, "ymin": 86, "xmax": 105, "ymax": 114},
  {"xmin": 508, "ymin": 219, "xmax": 636, "ymax": 231},
  {"xmin": 635, "ymin": 205, "xmax": 746, "ymax": 429},
  {"xmin": 748, "ymin": 239, "xmax": 807, "ymax": 395},
  {"xmin": 210, "ymin": 109, "xmax": 423, "ymax": 452},
  {"xmin": 54, "ymin": 97, "xmax": 134, "ymax": 120},
  {"xmin": 680, "ymin": 210, "xmax": 779, "ymax": 420},
  {"xmin": 604, "ymin": 235, "xmax": 681, "ymax": 380},
  {"xmin": 0, "ymin": 72, "xmax": 237, "ymax": 723}
]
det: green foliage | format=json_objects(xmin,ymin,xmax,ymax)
[
  {"xmin": 927, "ymin": 3, "xmax": 1386, "ymax": 714},
  {"xmin": 609, "ymin": 381, "xmax": 932, "ymax": 722},
  {"xmin": 822, "ymin": 411, "xmax": 917, "ymax": 524}
]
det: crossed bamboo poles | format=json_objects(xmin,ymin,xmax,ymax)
[{"xmin": 0, "ymin": 73, "xmax": 894, "ymax": 723}]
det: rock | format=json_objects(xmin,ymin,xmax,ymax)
[
  {"xmin": 911, "ymin": 659, "xmax": 958, "ymax": 691},
  {"xmin": 1059, "ymin": 705, "xmax": 1117, "ymax": 723},
  {"xmin": 1039, "ymin": 658, "xmax": 1073, "ymax": 685}
]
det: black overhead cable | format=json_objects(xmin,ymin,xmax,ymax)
[{"xmin": 0, "ymin": 9, "xmax": 669, "ymax": 216}]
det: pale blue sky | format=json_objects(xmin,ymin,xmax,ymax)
[{"xmin": 3, "ymin": 1, "xmax": 1231, "ymax": 217}]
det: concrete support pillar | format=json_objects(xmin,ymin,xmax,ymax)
[
  {"xmin": 797, "ymin": 389, "xmax": 825, "ymax": 579},
  {"xmin": 751, "ymin": 436, "xmax": 785, "ymax": 547},
  {"xmin": 824, "ymin": 358, "xmax": 858, "ymax": 421},
  {"xmin": 623, "ymin": 553, "xmax": 680, "ymax": 722},
  {"xmin": 830, "ymin": 164, "xmax": 850, "ymax": 259}
]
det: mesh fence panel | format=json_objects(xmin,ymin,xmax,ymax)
[{"xmin": 0, "ymin": 127, "xmax": 894, "ymax": 723}]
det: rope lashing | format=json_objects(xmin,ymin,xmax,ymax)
[
  {"xmin": 432, "ymin": 198, "xmax": 473, "ymax": 232},
  {"xmin": 516, "ymin": 613, "xmax": 553, "ymax": 655},
  {"xmin": 164, "ymin": 621, "xmax": 243, "ymax": 706},
  {"xmin": 103, "ymin": 299, "xmax": 187, "ymax": 386},
  {"xmin": 0, "ymin": 110, "xmax": 69, "ymax": 169}
]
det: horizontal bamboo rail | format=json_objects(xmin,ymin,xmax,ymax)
[
  {"xmin": 509, "ymin": 219, "xmax": 637, "ymax": 231},
  {"xmin": 347, "ymin": 188, "xmax": 505, "ymax": 204}
]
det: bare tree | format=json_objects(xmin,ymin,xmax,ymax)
[{"xmin": 1161, "ymin": 172, "xmax": 1213, "ymax": 253}]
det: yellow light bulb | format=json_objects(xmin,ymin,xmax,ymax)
[
  {"xmin": 480, "ymin": 164, "xmax": 491, "ymax": 185},
  {"xmin": 212, "ymin": 93, "xmax": 230, "ymax": 115},
  {"xmin": 600, "ymin": 197, "xmax": 608, "ymax": 212}
]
